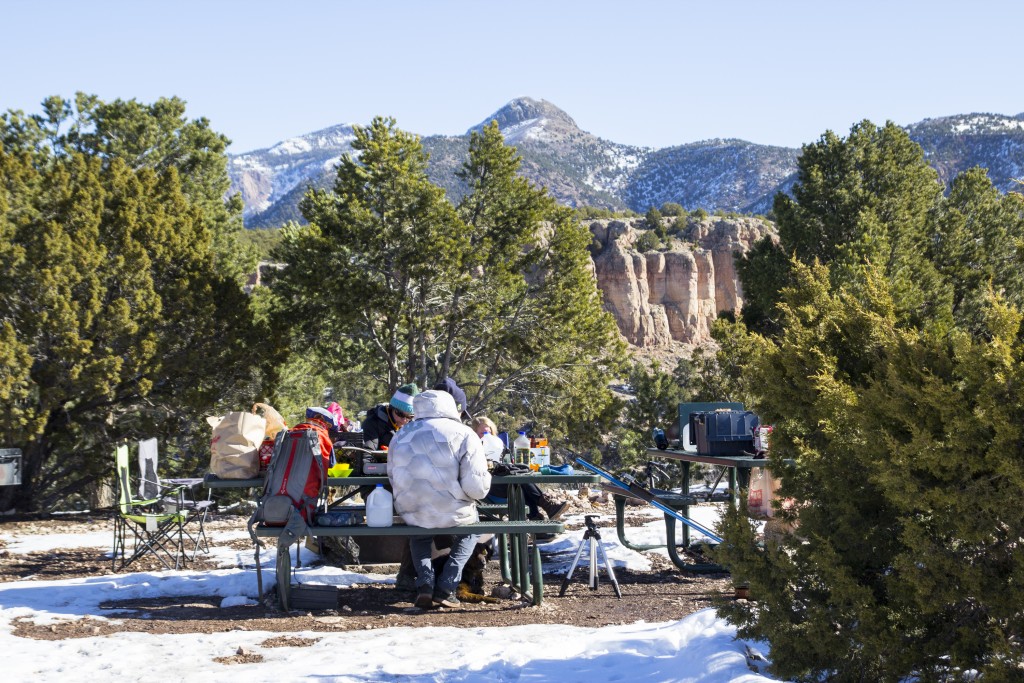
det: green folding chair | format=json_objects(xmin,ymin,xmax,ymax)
[
  {"xmin": 138, "ymin": 437, "xmax": 213, "ymax": 561},
  {"xmin": 111, "ymin": 444, "xmax": 190, "ymax": 571}
]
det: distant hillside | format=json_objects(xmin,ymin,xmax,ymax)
[
  {"xmin": 624, "ymin": 139, "xmax": 798, "ymax": 215},
  {"xmin": 228, "ymin": 99, "xmax": 1024, "ymax": 229},
  {"xmin": 905, "ymin": 113, "xmax": 1024, "ymax": 192}
]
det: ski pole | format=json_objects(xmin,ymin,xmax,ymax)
[{"xmin": 575, "ymin": 458, "xmax": 723, "ymax": 544}]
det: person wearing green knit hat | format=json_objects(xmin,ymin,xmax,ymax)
[
  {"xmin": 362, "ymin": 383, "xmax": 419, "ymax": 450},
  {"xmin": 389, "ymin": 383, "xmax": 418, "ymax": 417}
]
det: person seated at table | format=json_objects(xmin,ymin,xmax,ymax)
[
  {"xmin": 361, "ymin": 383, "xmax": 418, "ymax": 450},
  {"xmin": 473, "ymin": 416, "xmax": 569, "ymax": 522},
  {"xmin": 433, "ymin": 377, "xmax": 473, "ymax": 422},
  {"xmin": 388, "ymin": 389, "xmax": 491, "ymax": 609},
  {"xmin": 295, "ymin": 406, "xmax": 339, "ymax": 466},
  {"xmin": 393, "ymin": 377, "xmax": 481, "ymax": 593}
]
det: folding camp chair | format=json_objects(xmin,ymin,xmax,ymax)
[
  {"xmin": 112, "ymin": 443, "xmax": 191, "ymax": 571},
  {"xmin": 138, "ymin": 438, "xmax": 213, "ymax": 560}
]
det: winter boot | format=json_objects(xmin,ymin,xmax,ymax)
[{"xmin": 540, "ymin": 495, "xmax": 570, "ymax": 521}]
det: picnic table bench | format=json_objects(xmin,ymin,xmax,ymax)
[{"xmin": 254, "ymin": 519, "xmax": 563, "ymax": 610}]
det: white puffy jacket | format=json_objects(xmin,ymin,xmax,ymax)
[{"xmin": 388, "ymin": 390, "xmax": 492, "ymax": 528}]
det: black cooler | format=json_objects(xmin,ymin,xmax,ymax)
[{"xmin": 689, "ymin": 409, "xmax": 759, "ymax": 456}]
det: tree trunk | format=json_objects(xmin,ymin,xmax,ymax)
[{"xmin": 89, "ymin": 479, "xmax": 115, "ymax": 510}]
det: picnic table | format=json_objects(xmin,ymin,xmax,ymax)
[
  {"xmin": 603, "ymin": 448, "xmax": 776, "ymax": 572},
  {"xmin": 204, "ymin": 471, "xmax": 599, "ymax": 608}
]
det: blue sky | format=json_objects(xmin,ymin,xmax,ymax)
[{"xmin": 3, "ymin": 0, "xmax": 1022, "ymax": 154}]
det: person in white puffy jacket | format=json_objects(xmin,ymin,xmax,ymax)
[{"xmin": 388, "ymin": 389, "xmax": 491, "ymax": 608}]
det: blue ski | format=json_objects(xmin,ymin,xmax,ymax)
[{"xmin": 574, "ymin": 458, "xmax": 723, "ymax": 544}]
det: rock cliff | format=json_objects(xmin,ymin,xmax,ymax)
[{"xmin": 588, "ymin": 216, "xmax": 773, "ymax": 349}]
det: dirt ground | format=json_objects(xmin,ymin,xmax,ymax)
[{"xmin": 0, "ymin": 495, "xmax": 736, "ymax": 641}]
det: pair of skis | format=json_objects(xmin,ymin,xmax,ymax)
[{"xmin": 574, "ymin": 458, "xmax": 723, "ymax": 544}]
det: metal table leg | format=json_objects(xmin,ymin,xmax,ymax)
[{"xmin": 276, "ymin": 543, "xmax": 292, "ymax": 611}]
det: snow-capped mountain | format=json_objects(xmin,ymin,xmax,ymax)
[
  {"xmin": 904, "ymin": 113, "xmax": 1024, "ymax": 192},
  {"xmin": 624, "ymin": 139, "xmax": 799, "ymax": 215},
  {"xmin": 228, "ymin": 123, "xmax": 358, "ymax": 221},
  {"xmin": 227, "ymin": 100, "xmax": 1024, "ymax": 229}
]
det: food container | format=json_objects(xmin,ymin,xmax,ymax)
[
  {"xmin": 362, "ymin": 454, "xmax": 388, "ymax": 475},
  {"xmin": 328, "ymin": 463, "xmax": 353, "ymax": 477},
  {"xmin": 257, "ymin": 438, "xmax": 276, "ymax": 473}
]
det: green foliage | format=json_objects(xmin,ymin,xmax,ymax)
[
  {"xmin": 574, "ymin": 205, "xmax": 638, "ymax": 220},
  {"xmin": 717, "ymin": 261, "xmax": 1024, "ymax": 680},
  {"xmin": 715, "ymin": 119, "xmax": 1024, "ymax": 680},
  {"xmin": 644, "ymin": 206, "xmax": 663, "ymax": 230},
  {"xmin": 273, "ymin": 119, "xmax": 626, "ymax": 449},
  {"xmin": 659, "ymin": 202, "xmax": 685, "ymax": 217},
  {"xmin": 691, "ymin": 207, "xmax": 708, "ymax": 220},
  {"xmin": 928, "ymin": 168, "xmax": 1024, "ymax": 333},
  {"xmin": 740, "ymin": 121, "xmax": 948, "ymax": 335},
  {"xmin": 635, "ymin": 231, "xmax": 659, "ymax": 252},
  {"xmin": 669, "ymin": 214, "xmax": 688, "ymax": 236},
  {"xmin": 689, "ymin": 318, "xmax": 765, "ymax": 406},
  {"xmin": 1, "ymin": 93, "xmax": 257, "ymax": 282},
  {"xmin": 617, "ymin": 362, "xmax": 689, "ymax": 466},
  {"xmin": 238, "ymin": 226, "xmax": 284, "ymax": 262},
  {"xmin": 0, "ymin": 124, "xmax": 273, "ymax": 510}
]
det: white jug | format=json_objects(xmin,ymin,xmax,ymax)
[
  {"xmin": 366, "ymin": 484, "xmax": 394, "ymax": 527},
  {"xmin": 513, "ymin": 431, "xmax": 531, "ymax": 465}
]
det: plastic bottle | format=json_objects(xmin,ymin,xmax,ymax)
[
  {"xmin": 513, "ymin": 431, "xmax": 531, "ymax": 465},
  {"xmin": 366, "ymin": 484, "xmax": 394, "ymax": 527}
]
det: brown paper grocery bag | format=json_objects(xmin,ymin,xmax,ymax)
[{"xmin": 208, "ymin": 411, "xmax": 266, "ymax": 478}]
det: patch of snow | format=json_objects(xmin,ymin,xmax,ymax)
[
  {"xmin": 500, "ymin": 117, "xmax": 542, "ymax": 144},
  {"xmin": 269, "ymin": 137, "xmax": 314, "ymax": 155},
  {"xmin": 951, "ymin": 115, "xmax": 1024, "ymax": 135}
]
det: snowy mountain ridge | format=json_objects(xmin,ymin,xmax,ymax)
[{"xmin": 228, "ymin": 99, "xmax": 1024, "ymax": 228}]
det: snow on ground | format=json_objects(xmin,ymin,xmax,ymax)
[{"xmin": 0, "ymin": 503, "xmax": 779, "ymax": 682}]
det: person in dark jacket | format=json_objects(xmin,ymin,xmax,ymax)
[{"xmin": 361, "ymin": 383, "xmax": 418, "ymax": 450}]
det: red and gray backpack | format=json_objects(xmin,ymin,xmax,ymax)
[{"xmin": 247, "ymin": 423, "xmax": 331, "ymax": 545}]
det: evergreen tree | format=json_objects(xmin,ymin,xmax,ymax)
[
  {"xmin": 617, "ymin": 361, "xmax": 688, "ymax": 466},
  {"xmin": 716, "ymin": 260, "xmax": 1024, "ymax": 680},
  {"xmin": 928, "ymin": 167, "xmax": 1024, "ymax": 333},
  {"xmin": 715, "ymin": 121, "xmax": 1024, "ymax": 679},
  {"xmin": 738, "ymin": 121, "xmax": 949, "ymax": 334},
  {"xmin": 0, "ymin": 144, "xmax": 271, "ymax": 511},
  {"xmin": 274, "ymin": 119, "xmax": 625, "ymax": 447},
  {"xmin": 1, "ymin": 93, "xmax": 255, "ymax": 281}
]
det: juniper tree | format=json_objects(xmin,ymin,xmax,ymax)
[
  {"xmin": 0, "ymin": 144, "xmax": 269, "ymax": 511},
  {"xmin": 715, "ymin": 120, "xmax": 1024, "ymax": 680}
]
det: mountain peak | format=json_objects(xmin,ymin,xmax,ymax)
[{"xmin": 468, "ymin": 97, "xmax": 578, "ymax": 138}]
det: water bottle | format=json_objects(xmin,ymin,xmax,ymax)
[
  {"xmin": 366, "ymin": 484, "xmax": 394, "ymax": 527},
  {"xmin": 513, "ymin": 431, "xmax": 531, "ymax": 465}
]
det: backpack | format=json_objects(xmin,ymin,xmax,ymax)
[{"xmin": 247, "ymin": 424, "xmax": 331, "ymax": 547}]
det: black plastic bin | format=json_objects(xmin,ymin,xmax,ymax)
[{"xmin": 690, "ymin": 410, "xmax": 759, "ymax": 456}]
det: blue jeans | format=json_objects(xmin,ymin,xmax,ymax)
[{"xmin": 409, "ymin": 534, "xmax": 478, "ymax": 597}]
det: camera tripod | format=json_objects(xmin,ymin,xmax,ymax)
[{"xmin": 558, "ymin": 515, "xmax": 621, "ymax": 598}]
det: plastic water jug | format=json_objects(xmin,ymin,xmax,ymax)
[
  {"xmin": 366, "ymin": 484, "xmax": 394, "ymax": 527},
  {"xmin": 513, "ymin": 431, "xmax": 531, "ymax": 465}
]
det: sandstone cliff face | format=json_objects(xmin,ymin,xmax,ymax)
[{"xmin": 588, "ymin": 217, "xmax": 773, "ymax": 348}]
